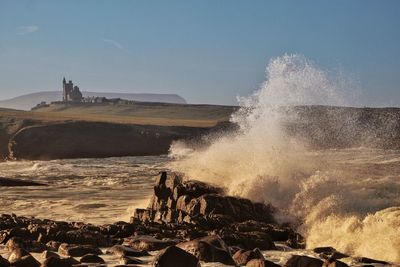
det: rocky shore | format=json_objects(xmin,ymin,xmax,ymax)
[{"xmin": 0, "ymin": 172, "xmax": 393, "ymax": 266}]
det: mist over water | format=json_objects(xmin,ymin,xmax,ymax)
[{"xmin": 169, "ymin": 54, "xmax": 400, "ymax": 262}]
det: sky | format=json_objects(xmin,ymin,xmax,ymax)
[{"xmin": 0, "ymin": 0, "xmax": 399, "ymax": 106}]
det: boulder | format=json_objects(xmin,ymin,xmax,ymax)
[
  {"xmin": 106, "ymin": 245, "xmax": 149, "ymax": 257},
  {"xmin": 133, "ymin": 172, "xmax": 275, "ymax": 225},
  {"xmin": 0, "ymin": 255, "xmax": 9, "ymax": 267},
  {"xmin": 354, "ymin": 257, "xmax": 388, "ymax": 265},
  {"xmin": 62, "ymin": 229, "xmax": 109, "ymax": 246},
  {"xmin": 285, "ymin": 255, "xmax": 323, "ymax": 267},
  {"xmin": 153, "ymin": 245, "xmax": 200, "ymax": 267},
  {"xmin": 58, "ymin": 243, "xmax": 102, "ymax": 257},
  {"xmin": 8, "ymin": 254, "xmax": 40, "ymax": 267},
  {"xmin": 0, "ymin": 177, "xmax": 47, "ymax": 187},
  {"xmin": 220, "ymin": 230, "xmax": 276, "ymax": 250},
  {"xmin": 41, "ymin": 250, "xmax": 60, "ymax": 259},
  {"xmin": 123, "ymin": 235, "xmax": 177, "ymax": 251},
  {"xmin": 233, "ymin": 248, "xmax": 265, "ymax": 265},
  {"xmin": 177, "ymin": 235, "xmax": 235, "ymax": 265},
  {"xmin": 46, "ymin": 241, "xmax": 61, "ymax": 251},
  {"xmin": 322, "ymin": 259, "xmax": 349, "ymax": 267},
  {"xmin": 41, "ymin": 256, "xmax": 79, "ymax": 267},
  {"xmin": 80, "ymin": 254, "xmax": 105, "ymax": 264},
  {"xmin": 7, "ymin": 248, "xmax": 30, "ymax": 263},
  {"xmin": 247, "ymin": 258, "xmax": 281, "ymax": 267},
  {"xmin": 119, "ymin": 256, "xmax": 144, "ymax": 265}
]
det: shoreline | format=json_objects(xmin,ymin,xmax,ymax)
[{"xmin": 0, "ymin": 172, "xmax": 395, "ymax": 267}]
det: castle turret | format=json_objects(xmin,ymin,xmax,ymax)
[{"xmin": 62, "ymin": 77, "xmax": 82, "ymax": 103}]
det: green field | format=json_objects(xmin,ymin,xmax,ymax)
[{"xmin": 30, "ymin": 102, "xmax": 237, "ymax": 127}]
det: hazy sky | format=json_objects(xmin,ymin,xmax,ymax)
[{"xmin": 0, "ymin": 0, "xmax": 399, "ymax": 105}]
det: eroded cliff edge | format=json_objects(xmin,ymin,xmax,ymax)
[
  {"xmin": 8, "ymin": 121, "xmax": 210, "ymax": 160},
  {"xmin": 1, "ymin": 105, "xmax": 400, "ymax": 160}
]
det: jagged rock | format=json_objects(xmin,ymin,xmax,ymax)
[
  {"xmin": 0, "ymin": 228, "xmax": 30, "ymax": 245},
  {"xmin": 41, "ymin": 250, "xmax": 60, "ymax": 259},
  {"xmin": 134, "ymin": 172, "xmax": 275, "ymax": 225},
  {"xmin": 0, "ymin": 255, "xmax": 9, "ymax": 267},
  {"xmin": 58, "ymin": 243, "xmax": 102, "ymax": 257},
  {"xmin": 247, "ymin": 258, "xmax": 281, "ymax": 267},
  {"xmin": 233, "ymin": 248, "xmax": 265, "ymax": 265},
  {"xmin": 0, "ymin": 177, "xmax": 47, "ymax": 187},
  {"xmin": 6, "ymin": 237, "xmax": 46, "ymax": 253},
  {"xmin": 62, "ymin": 229, "xmax": 109, "ymax": 246},
  {"xmin": 219, "ymin": 230, "xmax": 276, "ymax": 250},
  {"xmin": 106, "ymin": 245, "xmax": 150, "ymax": 257},
  {"xmin": 354, "ymin": 257, "xmax": 388, "ymax": 265},
  {"xmin": 119, "ymin": 256, "xmax": 144, "ymax": 265},
  {"xmin": 285, "ymin": 255, "xmax": 323, "ymax": 267},
  {"xmin": 46, "ymin": 241, "xmax": 61, "ymax": 251},
  {"xmin": 176, "ymin": 235, "xmax": 235, "ymax": 265},
  {"xmin": 123, "ymin": 235, "xmax": 177, "ymax": 251},
  {"xmin": 322, "ymin": 259, "xmax": 349, "ymax": 267},
  {"xmin": 153, "ymin": 245, "xmax": 200, "ymax": 267},
  {"xmin": 313, "ymin": 247, "xmax": 336, "ymax": 254},
  {"xmin": 80, "ymin": 254, "xmax": 105, "ymax": 264},
  {"xmin": 7, "ymin": 247, "xmax": 30, "ymax": 263},
  {"xmin": 41, "ymin": 256, "xmax": 79, "ymax": 267},
  {"xmin": 8, "ymin": 254, "xmax": 40, "ymax": 267}
]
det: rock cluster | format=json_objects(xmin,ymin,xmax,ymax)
[
  {"xmin": 133, "ymin": 172, "xmax": 276, "ymax": 226},
  {"xmin": 0, "ymin": 172, "xmax": 392, "ymax": 267}
]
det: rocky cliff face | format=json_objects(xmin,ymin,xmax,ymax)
[
  {"xmin": 133, "ymin": 172, "xmax": 276, "ymax": 226},
  {"xmin": 8, "ymin": 122, "xmax": 209, "ymax": 160}
]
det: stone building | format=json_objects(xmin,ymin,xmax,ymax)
[{"xmin": 63, "ymin": 77, "xmax": 82, "ymax": 102}]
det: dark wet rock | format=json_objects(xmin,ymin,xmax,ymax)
[
  {"xmin": 62, "ymin": 229, "xmax": 110, "ymax": 246},
  {"xmin": 285, "ymin": 233, "xmax": 306, "ymax": 249},
  {"xmin": 313, "ymin": 247, "xmax": 336, "ymax": 254},
  {"xmin": 106, "ymin": 244, "xmax": 150, "ymax": 257},
  {"xmin": 1, "ymin": 228, "xmax": 31, "ymax": 245},
  {"xmin": 9, "ymin": 254, "xmax": 40, "ymax": 267},
  {"xmin": 119, "ymin": 256, "xmax": 144, "ymax": 265},
  {"xmin": 0, "ymin": 177, "xmax": 47, "ymax": 187},
  {"xmin": 41, "ymin": 256, "xmax": 79, "ymax": 267},
  {"xmin": 6, "ymin": 237, "xmax": 46, "ymax": 253},
  {"xmin": 0, "ymin": 255, "xmax": 9, "ymax": 267},
  {"xmin": 247, "ymin": 258, "xmax": 281, "ymax": 267},
  {"xmin": 177, "ymin": 235, "xmax": 235, "ymax": 265},
  {"xmin": 80, "ymin": 254, "xmax": 105, "ymax": 264},
  {"xmin": 285, "ymin": 255, "xmax": 323, "ymax": 267},
  {"xmin": 46, "ymin": 240, "xmax": 61, "ymax": 251},
  {"xmin": 219, "ymin": 230, "xmax": 276, "ymax": 250},
  {"xmin": 133, "ymin": 172, "xmax": 275, "ymax": 225},
  {"xmin": 7, "ymin": 248, "xmax": 30, "ymax": 263},
  {"xmin": 153, "ymin": 245, "xmax": 199, "ymax": 267},
  {"xmin": 41, "ymin": 250, "xmax": 60, "ymax": 259},
  {"xmin": 320, "ymin": 251, "xmax": 348, "ymax": 261},
  {"xmin": 322, "ymin": 259, "xmax": 349, "ymax": 267},
  {"xmin": 233, "ymin": 248, "xmax": 265, "ymax": 265},
  {"xmin": 354, "ymin": 257, "xmax": 388, "ymax": 265},
  {"xmin": 58, "ymin": 243, "xmax": 102, "ymax": 257},
  {"xmin": 123, "ymin": 235, "xmax": 177, "ymax": 251}
]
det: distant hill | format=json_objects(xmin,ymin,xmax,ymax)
[{"xmin": 0, "ymin": 91, "xmax": 187, "ymax": 110}]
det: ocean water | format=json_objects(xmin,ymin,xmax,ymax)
[{"xmin": 0, "ymin": 156, "xmax": 170, "ymax": 224}]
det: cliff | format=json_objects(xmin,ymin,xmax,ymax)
[
  {"xmin": 8, "ymin": 121, "xmax": 209, "ymax": 160},
  {"xmin": 0, "ymin": 105, "xmax": 399, "ymax": 160}
]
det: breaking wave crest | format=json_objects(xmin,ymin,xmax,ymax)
[{"xmin": 169, "ymin": 54, "xmax": 400, "ymax": 262}]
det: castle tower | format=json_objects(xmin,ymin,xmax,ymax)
[{"xmin": 62, "ymin": 77, "xmax": 67, "ymax": 102}]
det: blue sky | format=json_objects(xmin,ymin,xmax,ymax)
[{"xmin": 0, "ymin": 0, "xmax": 399, "ymax": 106}]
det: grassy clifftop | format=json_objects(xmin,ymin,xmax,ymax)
[
  {"xmin": 32, "ymin": 102, "xmax": 237, "ymax": 127},
  {"xmin": 0, "ymin": 102, "xmax": 236, "ymax": 160}
]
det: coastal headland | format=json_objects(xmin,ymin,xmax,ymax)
[{"xmin": 0, "ymin": 103, "xmax": 399, "ymax": 160}]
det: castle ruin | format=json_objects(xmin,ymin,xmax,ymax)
[{"xmin": 63, "ymin": 77, "xmax": 82, "ymax": 103}]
